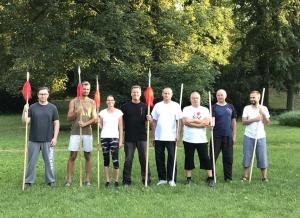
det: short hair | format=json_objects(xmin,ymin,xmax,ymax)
[
  {"xmin": 106, "ymin": 95, "xmax": 115, "ymax": 100},
  {"xmin": 82, "ymin": 81, "xmax": 90, "ymax": 86},
  {"xmin": 190, "ymin": 91, "xmax": 200, "ymax": 98},
  {"xmin": 131, "ymin": 85, "xmax": 141, "ymax": 91},
  {"xmin": 162, "ymin": 87, "xmax": 173, "ymax": 93},
  {"xmin": 250, "ymin": 90, "xmax": 261, "ymax": 95},
  {"xmin": 37, "ymin": 87, "xmax": 49, "ymax": 93}
]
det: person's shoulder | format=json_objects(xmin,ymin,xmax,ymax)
[
  {"xmin": 183, "ymin": 105, "xmax": 191, "ymax": 110},
  {"xmin": 48, "ymin": 102, "xmax": 58, "ymax": 109},
  {"xmin": 99, "ymin": 108, "xmax": 107, "ymax": 115},
  {"xmin": 115, "ymin": 108, "xmax": 123, "ymax": 115},
  {"xmin": 200, "ymin": 105, "xmax": 209, "ymax": 111}
]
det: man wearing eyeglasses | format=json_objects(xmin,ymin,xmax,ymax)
[
  {"xmin": 65, "ymin": 81, "xmax": 97, "ymax": 187},
  {"xmin": 22, "ymin": 87, "xmax": 60, "ymax": 188}
]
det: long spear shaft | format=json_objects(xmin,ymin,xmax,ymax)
[
  {"xmin": 78, "ymin": 66, "xmax": 83, "ymax": 188},
  {"xmin": 22, "ymin": 72, "xmax": 30, "ymax": 191},
  {"xmin": 145, "ymin": 69, "xmax": 151, "ymax": 187},
  {"xmin": 249, "ymin": 88, "xmax": 265, "ymax": 183},
  {"xmin": 96, "ymin": 76, "xmax": 100, "ymax": 189},
  {"xmin": 209, "ymin": 91, "xmax": 217, "ymax": 183},
  {"xmin": 171, "ymin": 83, "xmax": 183, "ymax": 185}
]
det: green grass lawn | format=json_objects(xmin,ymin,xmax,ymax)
[{"xmin": 0, "ymin": 115, "xmax": 299, "ymax": 217}]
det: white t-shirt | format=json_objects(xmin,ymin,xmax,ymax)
[
  {"xmin": 151, "ymin": 101, "xmax": 182, "ymax": 141},
  {"xmin": 99, "ymin": 108, "xmax": 123, "ymax": 138},
  {"xmin": 242, "ymin": 105, "xmax": 270, "ymax": 139},
  {"xmin": 182, "ymin": 105, "xmax": 209, "ymax": 143}
]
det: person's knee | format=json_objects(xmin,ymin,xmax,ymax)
[
  {"xmin": 69, "ymin": 152, "xmax": 77, "ymax": 161},
  {"xmin": 84, "ymin": 152, "xmax": 91, "ymax": 161}
]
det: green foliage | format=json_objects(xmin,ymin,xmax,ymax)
[
  {"xmin": 0, "ymin": 1, "xmax": 234, "ymax": 110},
  {"xmin": 277, "ymin": 111, "xmax": 300, "ymax": 127}
]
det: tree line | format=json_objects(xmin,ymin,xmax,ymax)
[{"xmin": 0, "ymin": 0, "xmax": 299, "ymax": 113}]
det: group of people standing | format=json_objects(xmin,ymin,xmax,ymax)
[{"xmin": 21, "ymin": 82, "xmax": 270, "ymax": 189}]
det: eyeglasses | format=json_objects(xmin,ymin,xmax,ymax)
[{"xmin": 38, "ymin": 93, "xmax": 49, "ymax": 96}]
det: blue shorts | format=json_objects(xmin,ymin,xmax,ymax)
[{"xmin": 243, "ymin": 135, "xmax": 268, "ymax": 169}]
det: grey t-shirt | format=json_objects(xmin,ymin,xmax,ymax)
[{"xmin": 28, "ymin": 102, "xmax": 59, "ymax": 142}]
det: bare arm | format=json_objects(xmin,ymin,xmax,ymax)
[
  {"xmin": 182, "ymin": 117, "xmax": 210, "ymax": 128},
  {"xmin": 259, "ymin": 107, "xmax": 270, "ymax": 124},
  {"xmin": 118, "ymin": 116, "xmax": 123, "ymax": 147},
  {"xmin": 67, "ymin": 100, "xmax": 79, "ymax": 122},
  {"xmin": 232, "ymin": 118, "xmax": 237, "ymax": 145},
  {"xmin": 51, "ymin": 120, "xmax": 60, "ymax": 146},
  {"xmin": 22, "ymin": 104, "xmax": 31, "ymax": 123}
]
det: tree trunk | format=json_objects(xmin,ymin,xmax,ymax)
[{"xmin": 286, "ymin": 81, "xmax": 295, "ymax": 111}]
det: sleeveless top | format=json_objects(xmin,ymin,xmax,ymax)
[{"xmin": 70, "ymin": 98, "xmax": 94, "ymax": 135}]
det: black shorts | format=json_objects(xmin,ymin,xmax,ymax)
[{"xmin": 183, "ymin": 141, "xmax": 212, "ymax": 170}]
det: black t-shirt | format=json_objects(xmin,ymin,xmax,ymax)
[
  {"xmin": 121, "ymin": 101, "xmax": 147, "ymax": 142},
  {"xmin": 28, "ymin": 102, "xmax": 59, "ymax": 142}
]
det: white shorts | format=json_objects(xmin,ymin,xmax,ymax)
[{"xmin": 68, "ymin": 135, "xmax": 93, "ymax": 152}]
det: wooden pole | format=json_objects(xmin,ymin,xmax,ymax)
[
  {"xmin": 209, "ymin": 91, "xmax": 217, "ymax": 184},
  {"xmin": 22, "ymin": 72, "xmax": 30, "ymax": 191},
  {"xmin": 249, "ymin": 88, "xmax": 265, "ymax": 183},
  {"xmin": 145, "ymin": 69, "xmax": 151, "ymax": 187},
  {"xmin": 78, "ymin": 66, "xmax": 83, "ymax": 188},
  {"xmin": 170, "ymin": 83, "xmax": 183, "ymax": 186},
  {"xmin": 96, "ymin": 76, "xmax": 100, "ymax": 189}
]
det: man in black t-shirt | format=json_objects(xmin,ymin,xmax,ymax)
[
  {"xmin": 22, "ymin": 87, "xmax": 60, "ymax": 187},
  {"xmin": 121, "ymin": 85, "xmax": 151, "ymax": 185}
]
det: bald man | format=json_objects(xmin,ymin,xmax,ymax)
[
  {"xmin": 151, "ymin": 87, "xmax": 182, "ymax": 186},
  {"xmin": 211, "ymin": 89, "xmax": 237, "ymax": 182}
]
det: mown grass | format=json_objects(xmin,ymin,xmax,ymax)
[{"xmin": 0, "ymin": 115, "xmax": 299, "ymax": 217}]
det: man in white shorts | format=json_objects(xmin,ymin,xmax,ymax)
[{"xmin": 66, "ymin": 81, "xmax": 97, "ymax": 186}]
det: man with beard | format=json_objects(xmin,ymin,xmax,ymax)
[
  {"xmin": 121, "ymin": 85, "xmax": 151, "ymax": 185},
  {"xmin": 65, "ymin": 81, "xmax": 97, "ymax": 187},
  {"xmin": 241, "ymin": 90, "xmax": 270, "ymax": 182}
]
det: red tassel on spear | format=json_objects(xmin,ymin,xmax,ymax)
[
  {"xmin": 94, "ymin": 76, "xmax": 101, "ymax": 189},
  {"xmin": 144, "ymin": 86, "xmax": 154, "ymax": 107},
  {"xmin": 77, "ymin": 67, "xmax": 83, "ymax": 101},
  {"xmin": 22, "ymin": 80, "xmax": 32, "ymax": 101}
]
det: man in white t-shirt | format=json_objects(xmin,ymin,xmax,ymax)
[
  {"xmin": 151, "ymin": 87, "xmax": 182, "ymax": 186},
  {"xmin": 241, "ymin": 90, "xmax": 270, "ymax": 182},
  {"xmin": 182, "ymin": 91, "xmax": 214, "ymax": 187}
]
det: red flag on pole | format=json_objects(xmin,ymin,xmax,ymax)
[
  {"xmin": 77, "ymin": 83, "xmax": 83, "ymax": 101},
  {"xmin": 94, "ymin": 90, "xmax": 100, "ymax": 107},
  {"xmin": 22, "ymin": 81, "xmax": 32, "ymax": 101},
  {"xmin": 144, "ymin": 86, "xmax": 154, "ymax": 107}
]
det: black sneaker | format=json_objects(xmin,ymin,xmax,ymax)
[
  {"xmin": 105, "ymin": 182, "xmax": 110, "ymax": 189},
  {"xmin": 122, "ymin": 180, "xmax": 132, "ymax": 186},
  {"xmin": 48, "ymin": 182, "xmax": 55, "ymax": 188},
  {"xmin": 262, "ymin": 178, "xmax": 269, "ymax": 182},
  {"xmin": 207, "ymin": 179, "xmax": 215, "ymax": 187},
  {"xmin": 114, "ymin": 181, "xmax": 119, "ymax": 188},
  {"xmin": 225, "ymin": 178, "xmax": 232, "ymax": 183},
  {"xmin": 186, "ymin": 179, "xmax": 192, "ymax": 185},
  {"xmin": 25, "ymin": 183, "xmax": 32, "ymax": 189}
]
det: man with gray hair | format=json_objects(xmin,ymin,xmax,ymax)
[{"xmin": 211, "ymin": 89, "xmax": 237, "ymax": 182}]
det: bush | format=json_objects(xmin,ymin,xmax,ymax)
[{"xmin": 277, "ymin": 111, "xmax": 300, "ymax": 127}]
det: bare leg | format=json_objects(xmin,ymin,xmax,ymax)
[
  {"xmin": 104, "ymin": 167, "xmax": 110, "ymax": 182},
  {"xmin": 243, "ymin": 167, "xmax": 249, "ymax": 178},
  {"xmin": 261, "ymin": 168, "xmax": 267, "ymax": 178},
  {"xmin": 66, "ymin": 151, "xmax": 77, "ymax": 183},
  {"xmin": 185, "ymin": 170, "xmax": 192, "ymax": 177},
  {"xmin": 114, "ymin": 169, "xmax": 119, "ymax": 182},
  {"xmin": 84, "ymin": 152, "xmax": 91, "ymax": 182},
  {"xmin": 207, "ymin": 169, "xmax": 213, "ymax": 177}
]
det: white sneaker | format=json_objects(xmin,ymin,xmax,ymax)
[
  {"xmin": 156, "ymin": 180, "xmax": 168, "ymax": 185},
  {"xmin": 169, "ymin": 181, "xmax": 176, "ymax": 187}
]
